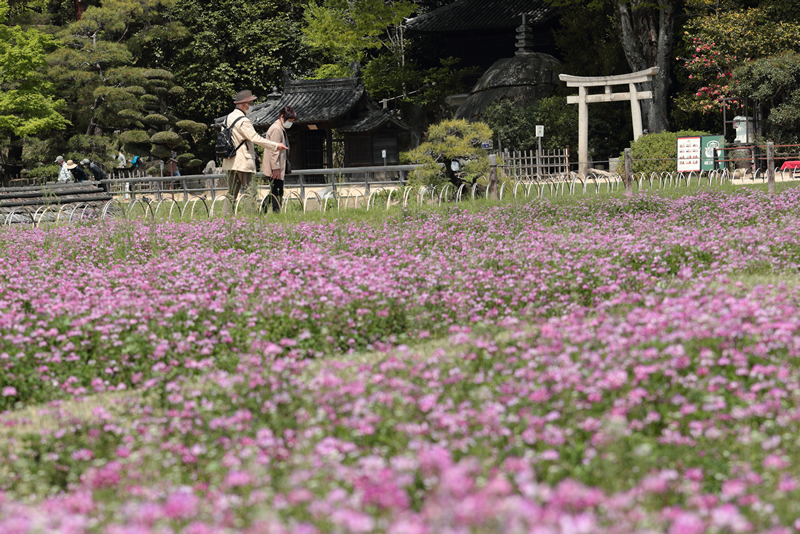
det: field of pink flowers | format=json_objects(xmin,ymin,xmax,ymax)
[{"xmin": 2, "ymin": 189, "xmax": 800, "ymax": 532}]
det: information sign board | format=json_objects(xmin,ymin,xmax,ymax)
[{"xmin": 677, "ymin": 136, "xmax": 701, "ymax": 172}]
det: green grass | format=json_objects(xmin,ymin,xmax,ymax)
[{"xmin": 108, "ymin": 179, "xmax": 800, "ymax": 228}]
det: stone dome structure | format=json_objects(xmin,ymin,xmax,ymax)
[{"xmin": 455, "ymin": 16, "xmax": 561, "ymax": 121}]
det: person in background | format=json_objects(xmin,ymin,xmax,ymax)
[
  {"xmin": 80, "ymin": 158, "xmax": 107, "ymax": 192},
  {"xmin": 263, "ymin": 106, "xmax": 296, "ymax": 213},
  {"xmin": 65, "ymin": 160, "xmax": 88, "ymax": 182},
  {"xmin": 117, "ymin": 150, "xmax": 126, "ymax": 168},
  {"xmin": 220, "ymin": 89, "xmax": 287, "ymax": 200},
  {"xmin": 55, "ymin": 156, "xmax": 72, "ymax": 182}
]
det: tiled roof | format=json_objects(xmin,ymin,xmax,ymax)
[
  {"xmin": 405, "ymin": 0, "xmax": 553, "ymax": 32},
  {"xmin": 249, "ymin": 76, "xmax": 365, "ymax": 127},
  {"xmin": 337, "ymin": 110, "xmax": 410, "ymax": 133}
]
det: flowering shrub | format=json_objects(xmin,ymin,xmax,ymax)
[
  {"xmin": 679, "ymin": 6, "xmax": 800, "ymax": 115},
  {"xmin": 3, "ymin": 189, "xmax": 800, "ymax": 531}
]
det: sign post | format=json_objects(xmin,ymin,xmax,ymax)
[{"xmin": 536, "ymin": 125, "xmax": 544, "ymax": 177}]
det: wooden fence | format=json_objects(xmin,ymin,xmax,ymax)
[{"xmin": 499, "ymin": 148, "xmax": 569, "ymax": 180}]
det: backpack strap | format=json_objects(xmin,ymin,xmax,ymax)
[{"xmin": 226, "ymin": 115, "xmax": 248, "ymax": 155}]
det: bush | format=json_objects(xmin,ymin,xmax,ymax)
[
  {"xmin": 625, "ymin": 129, "xmax": 710, "ymax": 175},
  {"xmin": 407, "ymin": 119, "xmax": 493, "ymax": 188},
  {"xmin": 176, "ymin": 153, "xmax": 195, "ymax": 166},
  {"xmin": 175, "ymin": 120, "xmax": 207, "ymax": 137},
  {"xmin": 119, "ymin": 130, "xmax": 150, "ymax": 144},
  {"xmin": 25, "ymin": 165, "xmax": 59, "ymax": 182},
  {"xmin": 150, "ymin": 130, "xmax": 183, "ymax": 147},
  {"xmin": 142, "ymin": 114, "xmax": 170, "ymax": 127},
  {"xmin": 150, "ymin": 144, "xmax": 172, "ymax": 159}
]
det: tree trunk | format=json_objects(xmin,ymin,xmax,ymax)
[
  {"xmin": 86, "ymin": 94, "xmax": 105, "ymax": 136},
  {"xmin": 616, "ymin": 0, "xmax": 674, "ymax": 133}
]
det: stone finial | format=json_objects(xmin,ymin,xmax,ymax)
[{"xmin": 516, "ymin": 14, "xmax": 534, "ymax": 55}]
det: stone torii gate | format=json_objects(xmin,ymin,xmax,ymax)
[{"xmin": 559, "ymin": 67, "xmax": 659, "ymax": 176}]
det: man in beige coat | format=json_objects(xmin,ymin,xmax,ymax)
[
  {"xmin": 221, "ymin": 89, "xmax": 287, "ymax": 200},
  {"xmin": 262, "ymin": 106, "xmax": 297, "ymax": 212}
]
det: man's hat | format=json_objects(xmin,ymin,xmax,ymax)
[
  {"xmin": 80, "ymin": 159, "xmax": 91, "ymax": 166},
  {"xmin": 65, "ymin": 160, "xmax": 78, "ymax": 170},
  {"xmin": 233, "ymin": 90, "xmax": 257, "ymax": 104}
]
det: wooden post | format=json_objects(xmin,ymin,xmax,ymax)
[
  {"xmin": 578, "ymin": 86, "xmax": 588, "ymax": 177},
  {"xmin": 488, "ymin": 154, "xmax": 497, "ymax": 199},
  {"xmin": 767, "ymin": 141, "xmax": 775, "ymax": 194},
  {"xmin": 624, "ymin": 148, "xmax": 633, "ymax": 196},
  {"xmin": 536, "ymin": 138, "xmax": 542, "ymax": 178},
  {"xmin": 629, "ymin": 82, "xmax": 643, "ymax": 140}
]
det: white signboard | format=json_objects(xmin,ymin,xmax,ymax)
[
  {"xmin": 536, "ymin": 125, "xmax": 545, "ymax": 138},
  {"xmin": 677, "ymin": 136, "xmax": 701, "ymax": 173},
  {"xmin": 481, "ymin": 140, "xmax": 493, "ymax": 150}
]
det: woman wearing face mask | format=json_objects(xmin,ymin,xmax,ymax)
[{"xmin": 263, "ymin": 106, "xmax": 297, "ymax": 213}]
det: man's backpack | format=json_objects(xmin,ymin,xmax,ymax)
[
  {"xmin": 130, "ymin": 155, "xmax": 141, "ymax": 168},
  {"xmin": 215, "ymin": 116, "xmax": 246, "ymax": 160}
]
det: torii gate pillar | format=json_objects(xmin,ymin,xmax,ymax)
[{"xmin": 559, "ymin": 67, "xmax": 659, "ymax": 177}]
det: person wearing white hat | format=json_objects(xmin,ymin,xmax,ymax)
[
  {"xmin": 221, "ymin": 89, "xmax": 287, "ymax": 200},
  {"xmin": 55, "ymin": 155, "xmax": 72, "ymax": 183}
]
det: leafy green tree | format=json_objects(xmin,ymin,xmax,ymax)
[
  {"xmin": 0, "ymin": 0, "xmax": 69, "ymax": 137},
  {"xmin": 407, "ymin": 119, "xmax": 492, "ymax": 187},
  {"xmin": 303, "ymin": 0, "xmax": 414, "ymax": 80},
  {"xmin": 47, "ymin": 0, "xmax": 178, "ymax": 137},
  {"xmin": 678, "ymin": 2, "xmax": 800, "ymax": 115},
  {"xmin": 303, "ymin": 0, "xmax": 473, "ymax": 122},
  {"xmin": 165, "ymin": 0, "xmax": 308, "ymax": 121},
  {"xmin": 1, "ymin": 0, "xmax": 69, "ymax": 170},
  {"xmin": 42, "ymin": 0, "xmax": 207, "ymax": 168},
  {"xmin": 733, "ymin": 52, "xmax": 800, "ymax": 143}
]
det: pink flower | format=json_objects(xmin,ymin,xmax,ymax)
[
  {"xmin": 417, "ymin": 394, "xmax": 437, "ymax": 413},
  {"xmin": 2, "ymin": 386, "xmax": 16, "ymax": 397},
  {"xmin": 224, "ymin": 470, "xmax": 252, "ymax": 488},
  {"xmin": 669, "ymin": 512, "xmax": 705, "ymax": 534},
  {"xmin": 763, "ymin": 454, "xmax": 789, "ymax": 470},
  {"xmin": 71, "ymin": 448, "xmax": 94, "ymax": 461},
  {"xmin": 164, "ymin": 490, "xmax": 199, "ymax": 519}
]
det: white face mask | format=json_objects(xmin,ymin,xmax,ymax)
[{"xmin": 284, "ymin": 120, "xmax": 293, "ymax": 129}]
